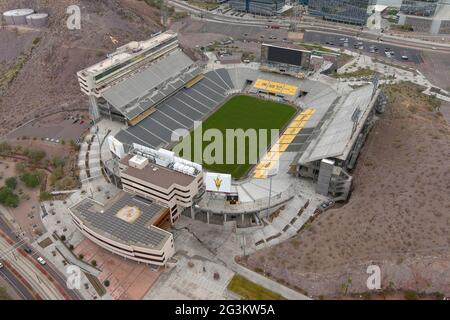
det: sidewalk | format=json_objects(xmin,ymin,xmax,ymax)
[{"xmin": 231, "ymin": 261, "xmax": 311, "ymax": 300}]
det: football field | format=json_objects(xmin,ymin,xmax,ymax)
[{"xmin": 175, "ymin": 95, "xmax": 296, "ymax": 179}]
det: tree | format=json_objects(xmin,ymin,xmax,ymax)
[
  {"xmin": 5, "ymin": 177, "xmax": 17, "ymax": 190},
  {"xmin": 91, "ymin": 260, "xmax": 97, "ymax": 267},
  {"xmin": 0, "ymin": 187, "xmax": 19, "ymax": 207},
  {"xmin": 103, "ymin": 280, "xmax": 110, "ymax": 287},
  {"xmin": 20, "ymin": 172, "xmax": 40, "ymax": 188}
]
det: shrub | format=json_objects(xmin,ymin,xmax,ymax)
[
  {"xmin": 20, "ymin": 172, "xmax": 40, "ymax": 188},
  {"xmin": 404, "ymin": 290, "xmax": 418, "ymax": 300},
  {"xmin": 5, "ymin": 177, "xmax": 17, "ymax": 190},
  {"xmin": 0, "ymin": 141, "xmax": 12, "ymax": 154},
  {"xmin": 51, "ymin": 156, "xmax": 65, "ymax": 168},
  {"xmin": 15, "ymin": 163, "xmax": 26, "ymax": 174},
  {"xmin": 39, "ymin": 191, "xmax": 52, "ymax": 201},
  {"xmin": 50, "ymin": 166, "xmax": 64, "ymax": 185},
  {"xmin": 24, "ymin": 148, "xmax": 46, "ymax": 164},
  {"xmin": 70, "ymin": 140, "xmax": 80, "ymax": 151}
]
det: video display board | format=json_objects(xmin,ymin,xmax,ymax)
[{"xmin": 267, "ymin": 46, "xmax": 303, "ymax": 66}]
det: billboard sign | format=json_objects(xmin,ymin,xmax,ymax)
[{"xmin": 205, "ymin": 172, "xmax": 232, "ymax": 193}]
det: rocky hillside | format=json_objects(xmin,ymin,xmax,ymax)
[{"xmin": 0, "ymin": 0, "xmax": 162, "ymax": 135}]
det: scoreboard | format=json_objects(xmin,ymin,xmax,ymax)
[{"xmin": 261, "ymin": 43, "xmax": 311, "ymax": 69}]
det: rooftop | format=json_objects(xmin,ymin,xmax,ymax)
[
  {"xmin": 121, "ymin": 154, "xmax": 197, "ymax": 189},
  {"xmin": 81, "ymin": 31, "xmax": 177, "ymax": 75},
  {"xmin": 69, "ymin": 192, "xmax": 171, "ymax": 249},
  {"xmin": 263, "ymin": 42, "xmax": 312, "ymax": 53},
  {"xmin": 299, "ymin": 84, "xmax": 376, "ymax": 164}
]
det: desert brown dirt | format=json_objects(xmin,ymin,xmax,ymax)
[
  {"xmin": 240, "ymin": 82, "xmax": 450, "ymax": 298},
  {"xmin": 0, "ymin": 0, "xmax": 162, "ymax": 136}
]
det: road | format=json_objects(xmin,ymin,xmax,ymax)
[
  {"xmin": 168, "ymin": 0, "xmax": 450, "ymax": 54},
  {"xmin": 0, "ymin": 235, "xmax": 64, "ymax": 299},
  {"xmin": 303, "ymin": 30, "xmax": 423, "ymax": 64},
  {"xmin": 0, "ymin": 215, "xmax": 83, "ymax": 300},
  {"xmin": 0, "ymin": 266, "xmax": 34, "ymax": 300}
]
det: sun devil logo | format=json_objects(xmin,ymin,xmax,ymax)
[{"xmin": 214, "ymin": 176, "xmax": 222, "ymax": 190}]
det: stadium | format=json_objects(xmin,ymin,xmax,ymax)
[{"xmin": 73, "ymin": 31, "xmax": 385, "ymax": 263}]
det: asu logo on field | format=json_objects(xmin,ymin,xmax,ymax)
[{"xmin": 214, "ymin": 176, "xmax": 222, "ymax": 190}]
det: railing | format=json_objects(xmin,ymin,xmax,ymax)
[{"xmin": 196, "ymin": 184, "xmax": 296, "ymax": 215}]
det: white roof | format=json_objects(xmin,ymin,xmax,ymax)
[
  {"xmin": 3, "ymin": 9, "xmax": 34, "ymax": 16},
  {"xmin": 82, "ymin": 31, "xmax": 177, "ymax": 75},
  {"xmin": 300, "ymin": 84, "xmax": 375, "ymax": 164}
]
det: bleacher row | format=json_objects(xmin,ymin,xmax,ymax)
[
  {"xmin": 115, "ymin": 68, "xmax": 242, "ymax": 149},
  {"xmin": 114, "ymin": 66, "xmax": 339, "ymax": 155}
]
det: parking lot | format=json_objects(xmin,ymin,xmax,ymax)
[
  {"xmin": 304, "ymin": 31, "xmax": 423, "ymax": 64},
  {"xmin": 6, "ymin": 111, "xmax": 90, "ymax": 144}
]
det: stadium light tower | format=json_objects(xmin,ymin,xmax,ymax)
[{"xmin": 265, "ymin": 166, "xmax": 279, "ymax": 218}]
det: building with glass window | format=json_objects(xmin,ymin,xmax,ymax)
[
  {"xmin": 229, "ymin": 0, "xmax": 286, "ymax": 15},
  {"xmin": 400, "ymin": 0, "xmax": 439, "ymax": 16},
  {"xmin": 308, "ymin": 0, "xmax": 374, "ymax": 25},
  {"xmin": 398, "ymin": 0, "xmax": 450, "ymax": 34}
]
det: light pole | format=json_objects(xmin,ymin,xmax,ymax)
[{"xmin": 265, "ymin": 167, "xmax": 278, "ymax": 218}]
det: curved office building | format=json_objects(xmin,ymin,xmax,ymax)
[
  {"xmin": 308, "ymin": 0, "xmax": 373, "ymax": 25},
  {"xmin": 229, "ymin": 0, "xmax": 285, "ymax": 15}
]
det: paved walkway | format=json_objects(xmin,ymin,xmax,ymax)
[
  {"xmin": 55, "ymin": 243, "xmax": 101, "ymax": 277},
  {"xmin": 175, "ymin": 216, "xmax": 312, "ymax": 300}
]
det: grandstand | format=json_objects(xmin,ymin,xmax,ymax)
[
  {"xmin": 112, "ymin": 67, "xmax": 338, "ymax": 154},
  {"xmin": 114, "ymin": 68, "xmax": 234, "ymax": 150},
  {"xmin": 77, "ymin": 31, "xmax": 201, "ymax": 125}
]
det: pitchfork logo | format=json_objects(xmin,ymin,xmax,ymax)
[{"xmin": 214, "ymin": 176, "xmax": 222, "ymax": 190}]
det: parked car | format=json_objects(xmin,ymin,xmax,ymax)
[
  {"xmin": 0, "ymin": 261, "xmax": 3, "ymax": 269},
  {"xmin": 23, "ymin": 247, "xmax": 32, "ymax": 254},
  {"xmin": 37, "ymin": 256, "xmax": 46, "ymax": 265},
  {"xmin": 319, "ymin": 200, "xmax": 335, "ymax": 212}
]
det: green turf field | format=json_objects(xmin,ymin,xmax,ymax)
[{"xmin": 174, "ymin": 95, "xmax": 296, "ymax": 179}]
